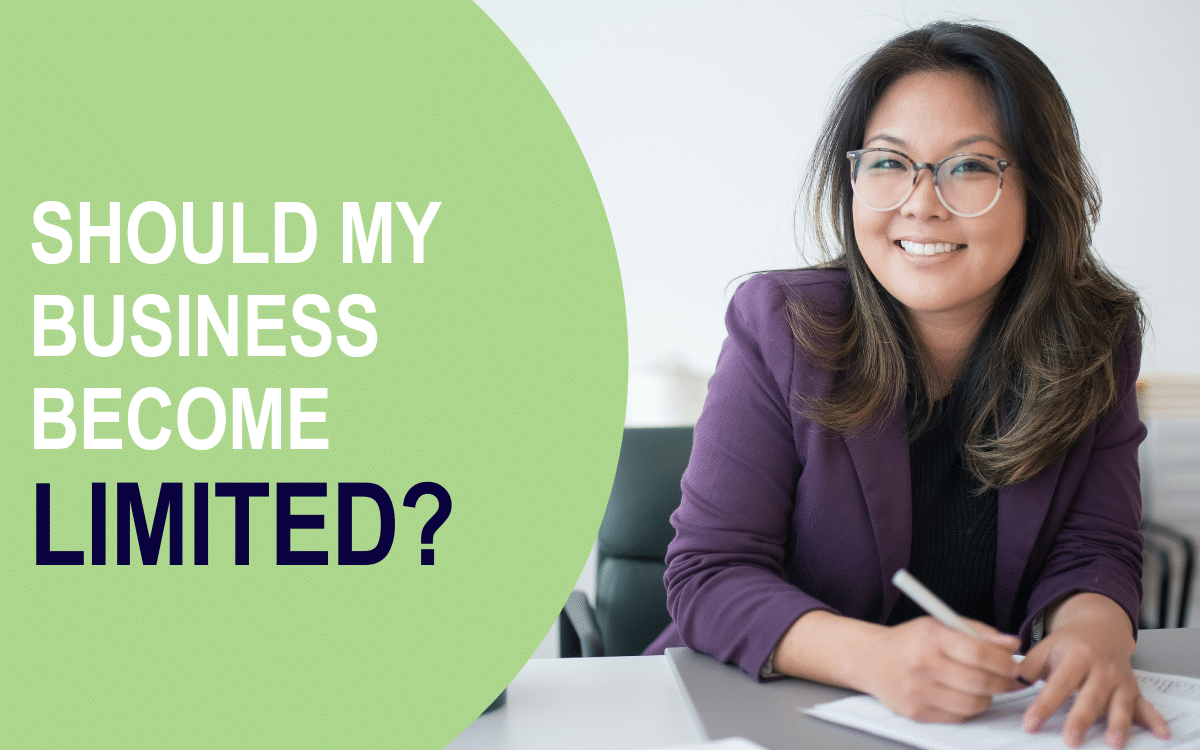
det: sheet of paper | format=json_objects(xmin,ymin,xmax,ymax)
[{"xmin": 803, "ymin": 670, "xmax": 1200, "ymax": 749}]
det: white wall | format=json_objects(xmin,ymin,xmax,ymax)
[{"xmin": 477, "ymin": 0, "xmax": 1200, "ymax": 402}]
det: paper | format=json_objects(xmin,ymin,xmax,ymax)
[{"xmin": 804, "ymin": 670, "xmax": 1200, "ymax": 749}]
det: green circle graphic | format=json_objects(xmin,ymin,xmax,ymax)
[{"xmin": 0, "ymin": 3, "xmax": 626, "ymax": 748}]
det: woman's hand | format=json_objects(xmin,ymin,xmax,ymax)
[
  {"xmin": 774, "ymin": 611, "xmax": 1019, "ymax": 722},
  {"xmin": 862, "ymin": 616, "xmax": 1024, "ymax": 722},
  {"xmin": 1017, "ymin": 593, "xmax": 1171, "ymax": 749}
]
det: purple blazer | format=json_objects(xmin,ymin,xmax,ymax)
[{"xmin": 644, "ymin": 270, "xmax": 1144, "ymax": 681}]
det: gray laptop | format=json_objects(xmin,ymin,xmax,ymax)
[{"xmin": 665, "ymin": 647, "xmax": 925, "ymax": 750}]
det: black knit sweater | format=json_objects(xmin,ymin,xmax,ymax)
[{"xmin": 886, "ymin": 408, "xmax": 999, "ymax": 627}]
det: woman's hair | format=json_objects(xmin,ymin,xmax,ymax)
[{"xmin": 794, "ymin": 21, "xmax": 1143, "ymax": 489}]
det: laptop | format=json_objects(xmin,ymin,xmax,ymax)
[{"xmin": 664, "ymin": 647, "xmax": 911, "ymax": 750}]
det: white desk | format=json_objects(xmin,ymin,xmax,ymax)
[
  {"xmin": 447, "ymin": 628, "xmax": 1200, "ymax": 750},
  {"xmin": 445, "ymin": 655, "xmax": 702, "ymax": 750}
]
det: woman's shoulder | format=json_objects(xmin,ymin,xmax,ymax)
[
  {"xmin": 730, "ymin": 268, "xmax": 850, "ymax": 318},
  {"xmin": 722, "ymin": 269, "xmax": 850, "ymax": 382}
]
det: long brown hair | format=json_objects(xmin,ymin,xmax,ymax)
[{"xmin": 794, "ymin": 21, "xmax": 1143, "ymax": 489}]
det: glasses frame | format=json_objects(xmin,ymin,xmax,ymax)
[{"xmin": 846, "ymin": 147, "xmax": 1011, "ymax": 218}]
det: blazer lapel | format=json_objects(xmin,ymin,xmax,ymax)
[
  {"xmin": 844, "ymin": 400, "xmax": 912, "ymax": 621},
  {"xmin": 844, "ymin": 398, "xmax": 1065, "ymax": 629},
  {"xmin": 995, "ymin": 455, "xmax": 1063, "ymax": 631}
]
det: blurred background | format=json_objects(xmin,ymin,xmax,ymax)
[{"xmin": 473, "ymin": 0, "xmax": 1200, "ymax": 655}]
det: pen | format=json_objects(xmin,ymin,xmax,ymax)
[
  {"xmin": 891, "ymin": 568, "xmax": 1030, "ymax": 684},
  {"xmin": 891, "ymin": 568, "xmax": 982, "ymax": 636}
]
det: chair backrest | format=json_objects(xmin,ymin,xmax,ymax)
[{"xmin": 594, "ymin": 426, "xmax": 693, "ymax": 656}]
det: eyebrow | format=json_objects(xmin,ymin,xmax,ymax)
[{"xmin": 864, "ymin": 133, "xmax": 1006, "ymax": 153}]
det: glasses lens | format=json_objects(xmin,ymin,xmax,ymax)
[
  {"xmin": 852, "ymin": 150, "xmax": 912, "ymax": 211},
  {"xmin": 936, "ymin": 154, "xmax": 1003, "ymax": 216}
]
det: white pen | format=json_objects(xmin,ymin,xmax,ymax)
[{"xmin": 891, "ymin": 568, "xmax": 982, "ymax": 637}]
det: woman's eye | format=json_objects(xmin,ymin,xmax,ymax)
[
  {"xmin": 866, "ymin": 158, "xmax": 905, "ymax": 171},
  {"xmin": 951, "ymin": 158, "xmax": 995, "ymax": 174}
]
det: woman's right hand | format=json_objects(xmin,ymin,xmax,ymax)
[{"xmin": 862, "ymin": 616, "xmax": 1024, "ymax": 722}]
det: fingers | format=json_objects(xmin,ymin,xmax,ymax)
[
  {"xmin": 878, "ymin": 618, "xmax": 1021, "ymax": 723},
  {"xmin": 1019, "ymin": 636, "xmax": 1172, "ymax": 750},
  {"xmin": 1060, "ymin": 670, "xmax": 1121, "ymax": 748},
  {"xmin": 937, "ymin": 626, "xmax": 1022, "ymax": 684},
  {"xmin": 964, "ymin": 618, "xmax": 1022, "ymax": 651},
  {"xmin": 911, "ymin": 683, "xmax": 992, "ymax": 722},
  {"xmin": 1134, "ymin": 696, "xmax": 1171, "ymax": 741},
  {"xmin": 1100, "ymin": 688, "xmax": 1172, "ymax": 749},
  {"xmin": 1015, "ymin": 638, "xmax": 1052, "ymax": 684},
  {"xmin": 933, "ymin": 653, "xmax": 1022, "ymax": 697},
  {"xmin": 1103, "ymin": 684, "xmax": 1135, "ymax": 749},
  {"xmin": 885, "ymin": 664, "xmax": 993, "ymax": 722},
  {"xmin": 1022, "ymin": 649, "xmax": 1089, "ymax": 735}
]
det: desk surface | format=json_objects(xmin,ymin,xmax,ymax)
[
  {"xmin": 446, "ymin": 654, "xmax": 703, "ymax": 750},
  {"xmin": 446, "ymin": 628, "xmax": 1200, "ymax": 750}
]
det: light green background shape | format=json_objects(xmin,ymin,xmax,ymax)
[{"xmin": 0, "ymin": 3, "xmax": 626, "ymax": 748}]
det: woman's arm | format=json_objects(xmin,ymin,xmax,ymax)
[
  {"xmin": 664, "ymin": 273, "xmax": 830, "ymax": 678},
  {"xmin": 1015, "ymin": 327, "xmax": 1169, "ymax": 748},
  {"xmin": 1018, "ymin": 324, "xmax": 1146, "ymax": 646}
]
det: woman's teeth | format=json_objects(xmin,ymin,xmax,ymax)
[{"xmin": 898, "ymin": 240, "xmax": 963, "ymax": 256}]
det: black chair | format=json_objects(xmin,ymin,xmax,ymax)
[
  {"xmin": 560, "ymin": 426, "xmax": 693, "ymax": 657},
  {"xmin": 1134, "ymin": 379, "xmax": 1198, "ymax": 629},
  {"xmin": 1140, "ymin": 519, "xmax": 1195, "ymax": 629}
]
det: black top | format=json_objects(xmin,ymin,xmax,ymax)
[{"xmin": 886, "ymin": 406, "xmax": 999, "ymax": 627}]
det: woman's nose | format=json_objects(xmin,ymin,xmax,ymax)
[{"xmin": 900, "ymin": 166, "xmax": 947, "ymax": 220}]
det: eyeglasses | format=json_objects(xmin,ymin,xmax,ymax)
[{"xmin": 846, "ymin": 148, "xmax": 1011, "ymax": 217}]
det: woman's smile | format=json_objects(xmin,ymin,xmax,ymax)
[{"xmin": 894, "ymin": 239, "xmax": 966, "ymax": 256}]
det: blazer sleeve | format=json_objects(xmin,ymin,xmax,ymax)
[
  {"xmin": 1018, "ymin": 325, "xmax": 1146, "ymax": 645},
  {"xmin": 663, "ymin": 273, "xmax": 838, "ymax": 680}
]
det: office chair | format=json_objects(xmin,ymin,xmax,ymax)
[
  {"xmin": 1141, "ymin": 520, "xmax": 1194, "ymax": 629},
  {"xmin": 1135, "ymin": 378, "xmax": 1198, "ymax": 629},
  {"xmin": 560, "ymin": 426, "xmax": 693, "ymax": 657}
]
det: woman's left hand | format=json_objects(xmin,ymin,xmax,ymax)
[{"xmin": 1016, "ymin": 593, "xmax": 1171, "ymax": 749}]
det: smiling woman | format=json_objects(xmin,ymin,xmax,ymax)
[{"xmin": 645, "ymin": 21, "xmax": 1170, "ymax": 750}]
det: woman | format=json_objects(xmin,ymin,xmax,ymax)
[{"xmin": 645, "ymin": 22, "xmax": 1171, "ymax": 750}]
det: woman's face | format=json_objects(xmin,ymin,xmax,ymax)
[{"xmin": 852, "ymin": 71, "xmax": 1026, "ymax": 333}]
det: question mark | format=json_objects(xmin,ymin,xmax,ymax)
[{"xmin": 403, "ymin": 482, "xmax": 451, "ymax": 565}]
